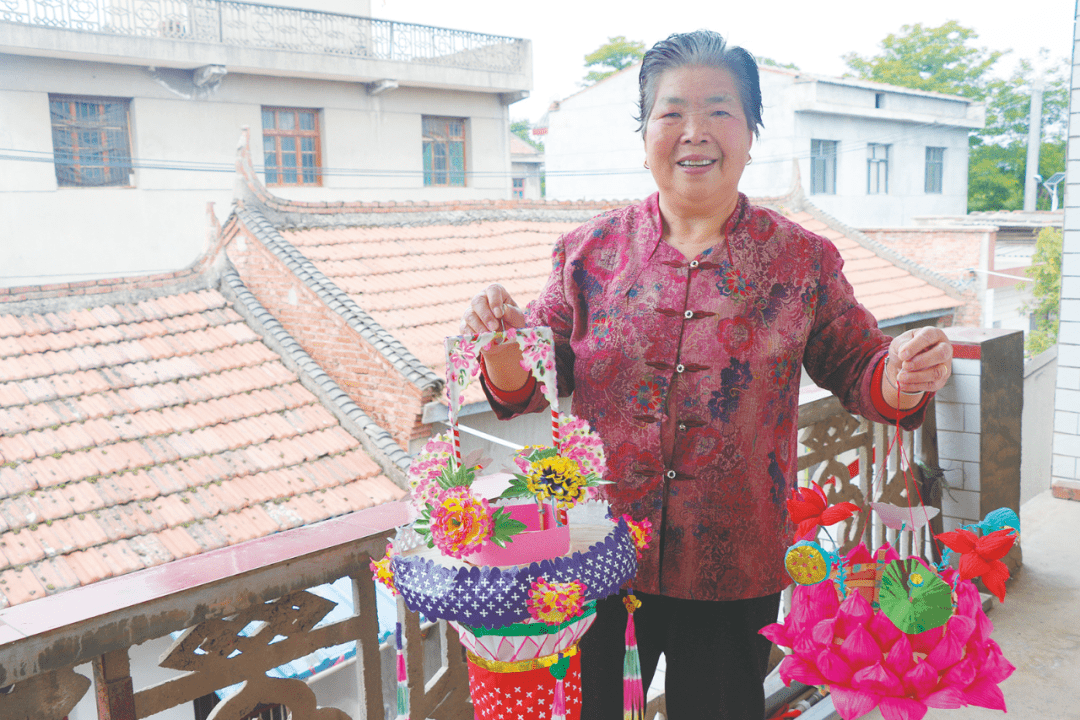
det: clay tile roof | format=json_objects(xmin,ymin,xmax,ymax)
[
  {"xmin": 0, "ymin": 288, "xmax": 404, "ymax": 608},
  {"xmin": 281, "ymin": 200, "xmax": 956, "ymax": 404}
]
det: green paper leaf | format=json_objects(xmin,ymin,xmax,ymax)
[
  {"xmin": 878, "ymin": 559, "xmax": 954, "ymax": 634},
  {"xmin": 495, "ymin": 475, "xmax": 533, "ymax": 501},
  {"xmin": 437, "ymin": 459, "xmax": 476, "ymax": 489},
  {"xmin": 490, "ymin": 508, "xmax": 527, "ymax": 547}
]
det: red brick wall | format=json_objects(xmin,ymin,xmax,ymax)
[{"xmin": 225, "ymin": 222, "xmax": 433, "ymax": 449}]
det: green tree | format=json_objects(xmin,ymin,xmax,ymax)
[
  {"xmin": 1025, "ymin": 226, "xmax": 1063, "ymax": 356},
  {"xmin": 844, "ymin": 22, "xmax": 1068, "ymax": 212},
  {"xmin": 842, "ymin": 21, "xmax": 1003, "ymax": 98},
  {"xmin": 582, "ymin": 36, "xmax": 645, "ymax": 86},
  {"xmin": 758, "ymin": 57, "xmax": 800, "ymax": 71},
  {"xmin": 510, "ymin": 118, "xmax": 544, "ymax": 151}
]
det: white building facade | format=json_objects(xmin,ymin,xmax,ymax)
[
  {"xmin": 543, "ymin": 65, "xmax": 982, "ymax": 228},
  {"xmin": 0, "ymin": 0, "xmax": 532, "ymax": 288}
]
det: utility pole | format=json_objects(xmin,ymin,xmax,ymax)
[{"xmin": 1024, "ymin": 74, "xmax": 1045, "ymax": 211}]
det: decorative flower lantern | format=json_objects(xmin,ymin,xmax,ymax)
[
  {"xmin": 762, "ymin": 487, "xmax": 1019, "ymax": 720},
  {"xmin": 373, "ymin": 327, "xmax": 648, "ymax": 720}
]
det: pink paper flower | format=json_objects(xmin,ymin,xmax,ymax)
[
  {"xmin": 429, "ymin": 487, "xmax": 494, "ymax": 559},
  {"xmin": 527, "ymin": 577, "xmax": 587, "ymax": 625},
  {"xmin": 369, "ymin": 541, "xmax": 397, "ymax": 595}
]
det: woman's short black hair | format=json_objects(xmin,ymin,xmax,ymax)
[{"xmin": 636, "ymin": 29, "xmax": 763, "ymax": 138}]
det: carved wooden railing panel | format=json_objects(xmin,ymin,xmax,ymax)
[
  {"xmin": 0, "ymin": 503, "xmax": 472, "ymax": 720},
  {"xmin": 797, "ymin": 389, "xmax": 941, "ymax": 567},
  {"xmin": 0, "ymin": 392, "xmax": 941, "ymax": 720}
]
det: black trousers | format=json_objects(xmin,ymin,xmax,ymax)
[{"xmin": 579, "ymin": 591, "xmax": 781, "ymax": 720}]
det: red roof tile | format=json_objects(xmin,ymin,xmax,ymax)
[{"xmin": 0, "ymin": 287, "xmax": 405, "ymax": 607}]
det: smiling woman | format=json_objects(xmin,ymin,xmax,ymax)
[{"xmin": 461, "ymin": 29, "xmax": 954, "ymax": 720}]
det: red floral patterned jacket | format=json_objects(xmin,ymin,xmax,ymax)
[{"xmin": 485, "ymin": 193, "xmax": 928, "ymax": 601}]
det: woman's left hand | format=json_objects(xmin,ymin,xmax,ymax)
[{"xmin": 883, "ymin": 327, "xmax": 953, "ymax": 407}]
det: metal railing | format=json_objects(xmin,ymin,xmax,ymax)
[
  {"xmin": 0, "ymin": 393, "xmax": 938, "ymax": 720},
  {"xmin": 0, "ymin": 0, "xmax": 527, "ymax": 73}
]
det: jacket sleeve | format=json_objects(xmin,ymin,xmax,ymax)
[
  {"xmin": 481, "ymin": 235, "xmax": 578, "ymax": 419},
  {"xmin": 802, "ymin": 237, "xmax": 930, "ymax": 430}
]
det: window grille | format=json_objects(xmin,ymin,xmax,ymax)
[
  {"xmin": 810, "ymin": 139, "xmax": 837, "ymax": 195},
  {"xmin": 423, "ymin": 116, "xmax": 466, "ymax": 187},
  {"xmin": 262, "ymin": 107, "xmax": 322, "ymax": 187},
  {"xmin": 867, "ymin": 143, "xmax": 889, "ymax": 194},
  {"xmin": 925, "ymin": 147, "xmax": 945, "ymax": 194},
  {"xmin": 49, "ymin": 95, "xmax": 132, "ymax": 187}
]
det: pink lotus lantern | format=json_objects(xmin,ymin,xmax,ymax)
[{"xmin": 762, "ymin": 485, "xmax": 1019, "ymax": 720}]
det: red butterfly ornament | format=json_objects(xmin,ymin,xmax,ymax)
[
  {"xmin": 787, "ymin": 481, "xmax": 860, "ymax": 542},
  {"xmin": 935, "ymin": 527, "xmax": 1017, "ymax": 602}
]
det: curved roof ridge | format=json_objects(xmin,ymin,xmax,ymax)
[
  {"xmin": 220, "ymin": 269, "xmax": 411, "ymax": 475},
  {"xmin": 233, "ymin": 206, "xmax": 441, "ymax": 394}
]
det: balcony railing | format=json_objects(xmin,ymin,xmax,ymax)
[
  {"xmin": 0, "ymin": 393, "xmax": 938, "ymax": 720},
  {"xmin": 0, "ymin": 0, "xmax": 527, "ymax": 73}
]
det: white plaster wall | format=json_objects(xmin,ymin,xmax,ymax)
[
  {"xmin": 990, "ymin": 283, "xmax": 1035, "ymax": 335},
  {"xmin": 1023, "ymin": 348, "xmax": 1058, "ymax": 505},
  {"xmin": 935, "ymin": 357, "xmax": 983, "ymax": 531},
  {"xmin": 544, "ymin": 68, "xmax": 653, "ymax": 202},
  {"xmin": 796, "ymin": 113, "xmax": 970, "ymax": 228},
  {"xmin": 542, "ymin": 66, "xmax": 972, "ymax": 226},
  {"xmin": 0, "ymin": 53, "xmax": 514, "ymax": 287}
]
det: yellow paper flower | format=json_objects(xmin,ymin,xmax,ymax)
[
  {"xmin": 370, "ymin": 542, "xmax": 397, "ymax": 595},
  {"xmin": 527, "ymin": 455, "xmax": 588, "ymax": 509}
]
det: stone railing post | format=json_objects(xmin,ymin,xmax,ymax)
[{"xmin": 935, "ymin": 328, "xmax": 1023, "ymax": 532}]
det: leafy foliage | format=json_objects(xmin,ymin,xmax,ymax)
[
  {"xmin": 582, "ymin": 35, "xmax": 645, "ymax": 86},
  {"xmin": 842, "ymin": 21, "xmax": 1003, "ymax": 99},
  {"xmin": 844, "ymin": 22, "xmax": 1068, "ymax": 212},
  {"xmin": 1025, "ymin": 226, "xmax": 1063, "ymax": 356},
  {"xmin": 510, "ymin": 118, "xmax": 544, "ymax": 151},
  {"xmin": 758, "ymin": 57, "xmax": 800, "ymax": 71}
]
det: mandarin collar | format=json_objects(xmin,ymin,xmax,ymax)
[{"xmin": 641, "ymin": 192, "xmax": 749, "ymax": 264}]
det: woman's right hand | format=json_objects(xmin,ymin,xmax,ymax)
[
  {"xmin": 461, "ymin": 284, "xmax": 530, "ymax": 391},
  {"xmin": 461, "ymin": 283, "xmax": 527, "ymax": 335}
]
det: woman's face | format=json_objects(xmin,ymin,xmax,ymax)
[{"xmin": 644, "ymin": 64, "xmax": 753, "ymax": 213}]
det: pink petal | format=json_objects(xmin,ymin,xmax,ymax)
[
  {"xmin": 852, "ymin": 661, "xmax": 902, "ymax": 695},
  {"xmin": 925, "ymin": 629, "xmax": 963, "ymax": 670},
  {"xmin": 884, "ymin": 633, "xmax": 915, "ymax": 676},
  {"xmin": 878, "ymin": 696, "xmax": 929, "ymax": 720},
  {"xmin": 812, "ymin": 617, "xmax": 838, "ymax": 646},
  {"xmin": 794, "ymin": 631, "xmax": 821, "ymax": 658},
  {"xmin": 946, "ymin": 615, "xmax": 976, "ymax": 646},
  {"xmin": 908, "ymin": 625, "xmax": 945, "ymax": 656},
  {"xmin": 830, "ymin": 686, "xmax": 882, "ymax": 720},
  {"xmin": 817, "ymin": 648, "xmax": 854, "ymax": 684},
  {"xmin": 955, "ymin": 579, "xmax": 980, "ymax": 618},
  {"xmin": 924, "ymin": 686, "xmax": 965, "ymax": 709},
  {"xmin": 964, "ymin": 677, "xmax": 1007, "ymax": 710},
  {"xmin": 974, "ymin": 610, "xmax": 995, "ymax": 643},
  {"xmin": 903, "ymin": 660, "xmax": 940, "ymax": 698},
  {"xmin": 840, "ymin": 625, "xmax": 884, "ymax": 669},
  {"xmin": 868, "ymin": 610, "xmax": 902, "ymax": 649},
  {"xmin": 976, "ymin": 643, "xmax": 1016, "ymax": 685},
  {"xmin": 836, "ymin": 590, "xmax": 874, "ymax": 636},
  {"xmin": 877, "ymin": 542, "xmax": 901, "ymax": 564},
  {"xmin": 845, "ymin": 542, "xmax": 873, "ymax": 565},
  {"xmin": 759, "ymin": 622, "xmax": 790, "ymax": 648},
  {"xmin": 941, "ymin": 656, "xmax": 977, "ymax": 688},
  {"xmin": 779, "ymin": 655, "xmax": 825, "ymax": 687}
]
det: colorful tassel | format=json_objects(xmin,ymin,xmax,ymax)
[
  {"xmin": 623, "ymin": 594, "xmax": 644, "ymax": 720},
  {"xmin": 547, "ymin": 652, "xmax": 570, "ymax": 720},
  {"xmin": 395, "ymin": 622, "xmax": 410, "ymax": 720}
]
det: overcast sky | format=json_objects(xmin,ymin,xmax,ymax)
[{"xmin": 372, "ymin": 0, "xmax": 1076, "ymax": 124}]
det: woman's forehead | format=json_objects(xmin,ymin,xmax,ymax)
[{"xmin": 653, "ymin": 65, "xmax": 739, "ymax": 103}]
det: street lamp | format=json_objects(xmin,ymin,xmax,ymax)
[{"xmin": 1042, "ymin": 171, "xmax": 1066, "ymax": 211}]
